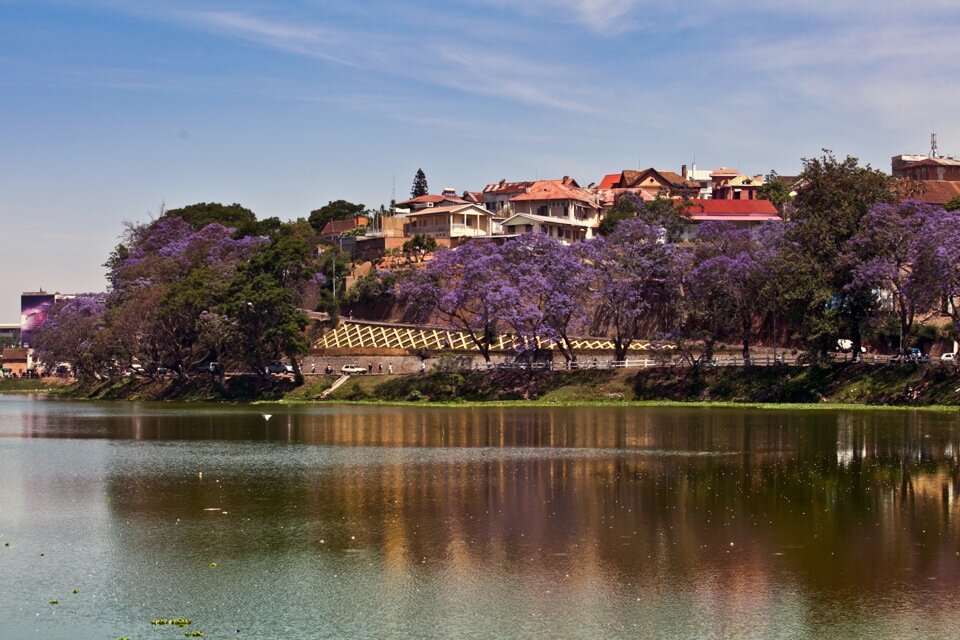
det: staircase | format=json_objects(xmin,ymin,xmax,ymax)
[{"xmin": 320, "ymin": 374, "xmax": 351, "ymax": 399}]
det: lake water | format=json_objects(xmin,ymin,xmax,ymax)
[{"xmin": 1, "ymin": 396, "xmax": 959, "ymax": 639}]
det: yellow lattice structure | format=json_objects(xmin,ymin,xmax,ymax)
[{"xmin": 316, "ymin": 321, "xmax": 673, "ymax": 352}]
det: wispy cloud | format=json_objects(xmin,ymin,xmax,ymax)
[
  {"xmin": 180, "ymin": 9, "xmax": 605, "ymax": 115},
  {"xmin": 187, "ymin": 10, "xmax": 357, "ymax": 66}
]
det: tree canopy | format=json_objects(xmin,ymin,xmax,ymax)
[
  {"xmin": 308, "ymin": 200, "xmax": 366, "ymax": 232},
  {"xmin": 411, "ymin": 169, "xmax": 428, "ymax": 198}
]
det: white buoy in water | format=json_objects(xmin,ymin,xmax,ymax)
[{"xmin": 263, "ymin": 414, "xmax": 272, "ymax": 421}]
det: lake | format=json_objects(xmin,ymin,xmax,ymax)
[{"xmin": 1, "ymin": 396, "xmax": 959, "ymax": 639}]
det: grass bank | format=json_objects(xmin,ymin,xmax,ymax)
[
  {"xmin": 16, "ymin": 364, "xmax": 960, "ymax": 408},
  {"xmin": 308, "ymin": 364, "xmax": 960, "ymax": 408},
  {"xmin": 0, "ymin": 378, "xmax": 71, "ymax": 394}
]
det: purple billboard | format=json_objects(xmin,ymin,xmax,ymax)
[{"xmin": 20, "ymin": 293, "xmax": 55, "ymax": 347}]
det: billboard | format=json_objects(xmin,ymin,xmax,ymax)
[{"xmin": 20, "ymin": 293, "xmax": 55, "ymax": 347}]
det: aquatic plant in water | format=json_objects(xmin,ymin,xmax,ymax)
[{"xmin": 151, "ymin": 618, "xmax": 192, "ymax": 627}]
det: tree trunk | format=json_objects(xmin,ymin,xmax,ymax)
[
  {"xmin": 851, "ymin": 324, "xmax": 863, "ymax": 363},
  {"xmin": 614, "ymin": 336, "xmax": 629, "ymax": 362},
  {"xmin": 741, "ymin": 314, "xmax": 751, "ymax": 364},
  {"xmin": 702, "ymin": 338, "xmax": 715, "ymax": 365}
]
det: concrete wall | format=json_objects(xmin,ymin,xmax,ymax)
[{"xmin": 303, "ymin": 351, "xmax": 537, "ymax": 376}]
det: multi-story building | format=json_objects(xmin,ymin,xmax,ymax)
[{"xmin": 500, "ymin": 177, "xmax": 601, "ymax": 242}]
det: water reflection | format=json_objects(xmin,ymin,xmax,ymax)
[
  {"xmin": 2, "ymin": 397, "xmax": 960, "ymax": 638},
  {"xmin": 82, "ymin": 406, "xmax": 960, "ymax": 592}
]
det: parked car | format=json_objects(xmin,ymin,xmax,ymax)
[
  {"xmin": 341, "ymin": 364, "xmax": 367, "ymax": 375},
  {"xmin": 266, "ymin": 362, "xmax": 294, "ymax": 374},
  {"xmin": 193, "ymin": 361, "xmax": 222, "ymax": 375},
  {"xmin": 941, "ymin": 352, "xmax": 957, "ymax": 363}
]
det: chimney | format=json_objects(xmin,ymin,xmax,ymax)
[{"xmin": 681, "ymin": 164, "xmax": 688, "ymax": 180}]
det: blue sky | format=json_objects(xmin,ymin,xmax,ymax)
[{"xmin": 2, "ymin": 0, "xmax": 959, "ymax": 320}]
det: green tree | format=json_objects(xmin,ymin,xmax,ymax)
[
  {"xmin": 645, "ymin": 198, "xmax": 692, "ymax": 243},
  {"xmin": 308, "ymin": 200, "xmax": 366, "ymax": 232},
  {"xmin": 788, "ymin": 151, "xmax": 893, "ymax": 357},
  {"xmin": 403, "ymin": 234, "xmax": 437, "ymax": 260},
  {"xmin": 945, "ymin": 196, "xmax": 960, "ymax": 212},
  {"xmin": 225, "ymin": 273, "xmax": 308, "ymax": 377},
  {"xmin": 598, "ymin": 193, "xmax": 644, "ymax": 236},
  {"xmin": 164, "ymin": 202, "xmax": 260, "ymax": 236},
  {"xmin": 757, "ymin": 171, "xmax": 793, "ymax": 211},
  {"xmin": 411, "ymin": 168, "xmax": 429, "ymax": 198}
]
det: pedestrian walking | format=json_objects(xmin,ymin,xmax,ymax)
[
  {"xmin": 310, "ymin": 363, "xmax": 316, "ymax": 374},
  {"xmin": 388, "ymin": 364, "xmax": 393, "ymax": 374},
  {"xmin": 378, "ymin": 363, "xmax": 383, "ymax": 374}
]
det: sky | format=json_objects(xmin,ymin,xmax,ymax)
[{"xmin": 2, "ymin": 0, "xmax": 959, "ymax": 321}]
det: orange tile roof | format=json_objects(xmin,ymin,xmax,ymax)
[
  {"xmin": 510, "ymin": 179, "xmax": 599, "ymax": 208},
  {"xmin": 917, "ymin": 180, "xmax": 960, "ymax": 205}
]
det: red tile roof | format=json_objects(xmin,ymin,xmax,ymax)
[
  {"xmin": 319, "ymin": 217, "xmax": 368, "ymax": 237},
  {"xmin": 395, "ymin": 194, "xmax": 469, "ymax": 207},
  {"xmin": 681, "ymin": 199, "xmax": 781, "ymax": 221},
  {"xmin": 917, "ymin": 180, "xmax": 960, "ymax": 205},
  {"xmin": 597, "ymin": 173, "xmax": 620, "ymax": 190},
  {"xmin": 462, "ymin": 191, "xmax": 484, "ymax": 203},
  {"xmin": 510, "ymin": 179, "xmax": 599, "ymax": 208}
]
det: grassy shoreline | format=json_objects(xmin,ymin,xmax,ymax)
[
  {"xmin": 6, "ymin": 364, "xmax": 959, "ymax": 410},
  {"xmin": 276, "ymin": 397, "xmax": 960, "ymax": 412}
]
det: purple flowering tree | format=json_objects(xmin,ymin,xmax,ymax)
[
  {"xmin": 583, "ymin": 219, "xmax": 681, "ymax": 362},
  {"xmin": 499, "ymin": 234, "xmax": 590, "ymax": 362},
  {"xmin": 685, "ymin": 222, "xmax": 768, "ymax": 363},
  {"xmin": 845, "ymin": 200, "xmax": 942, "ymax": 354},
  {"xmin": 31, "ymin": 294, "xmax": 109, "ymax": 381},
  {"xmin": 398, "ymin": 240, "xmax": 518, "ymax": 362},
  {"xmin": 104, "ymin": 216, "xmax": 265, "ymax": 369},
  {"xmin": 907, "ymin": 206, "xmax": 960, "ymax": 341}
]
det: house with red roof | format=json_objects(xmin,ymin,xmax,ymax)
[
  {"xmin": 394, "ymin": 188, "xmax": 469, "ymax": 213},
  {"xmin": 318, "ymin": 216, "xmax": 369, "ymax": 244},
  {"xmin": 500, "ymin": 177, "xmax": 601, "ymax": 242},
  {"xmin": 678, "ymin": 199, "xmax": 782, "ymax": 239},
  {"xmin": 891, "ymin": 154, "xmax": 960, "ymax": 206},
  {"xmin": 592, "ymin": 167, "xmax": 700, "ymax": 209}
]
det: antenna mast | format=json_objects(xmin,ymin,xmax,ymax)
[{"xmin": 930, "ymin": 132, "xmax": 939, "ymax": 158}]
